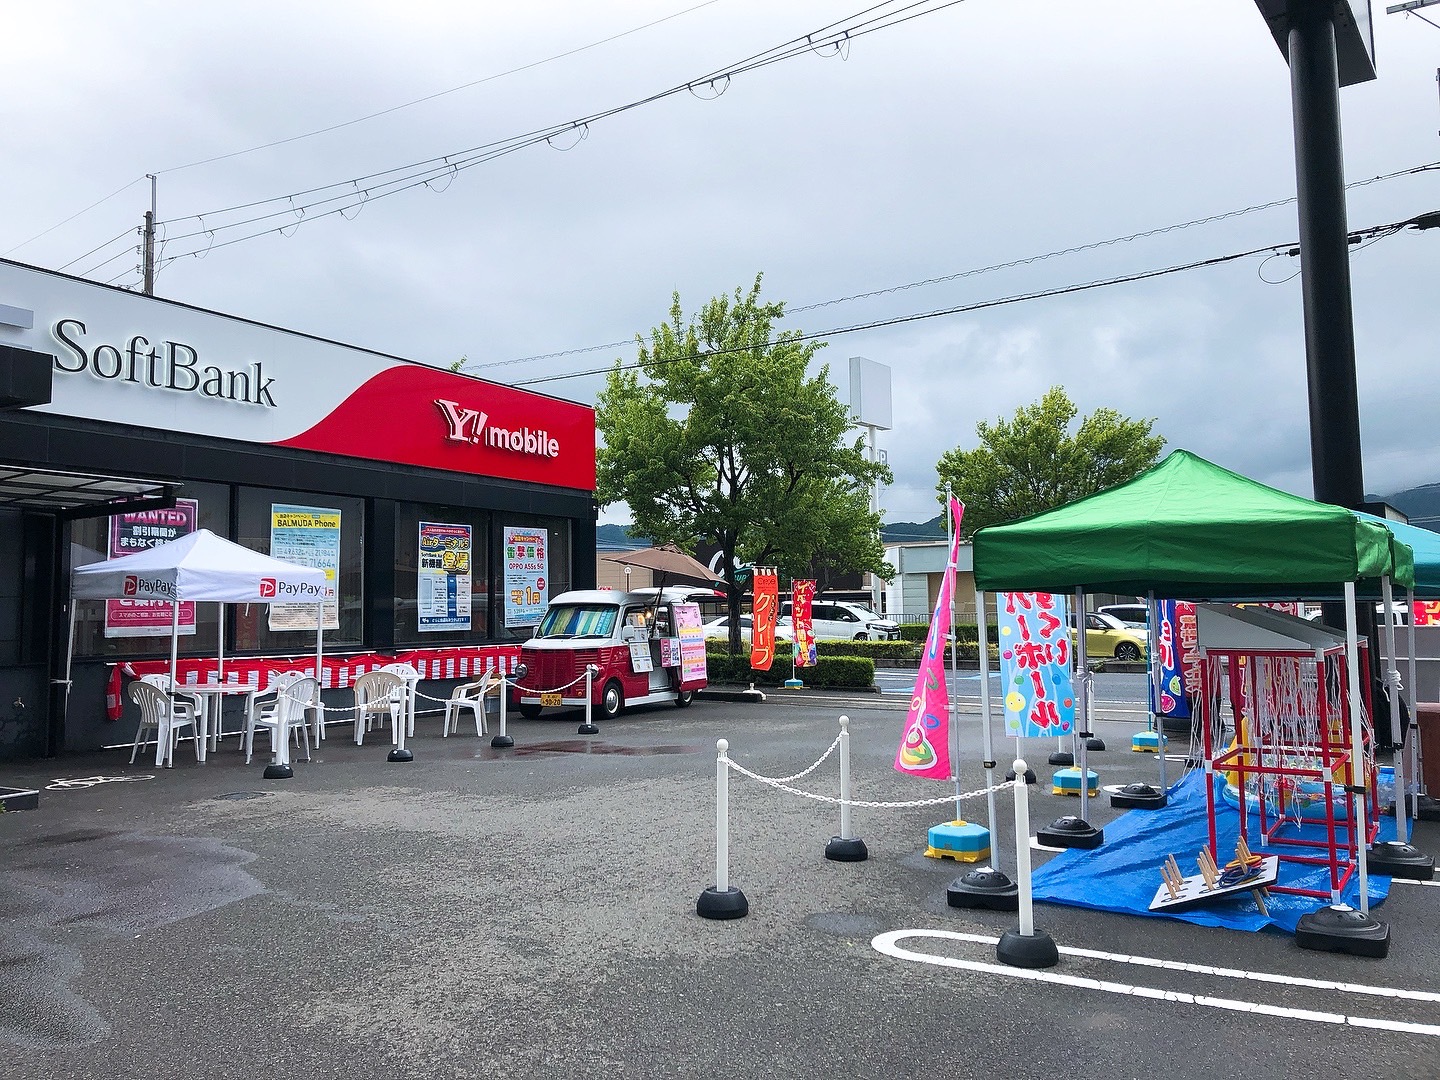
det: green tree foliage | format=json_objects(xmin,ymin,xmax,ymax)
[
  {"xmin": 596, "ymin": 275, "xmax": 892, "ymax": 654},
  {"xmin": 935, "ymin": 386, "xmax": 1165, "ymax": 533}
]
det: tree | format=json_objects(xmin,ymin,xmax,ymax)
[
  {"xmin": 595, "ymin": 275, "xmax": 892, "ymax": 654},
  {"xmin": 935, "ymin": 386, "xmax": 1165, "ymax": 533}
]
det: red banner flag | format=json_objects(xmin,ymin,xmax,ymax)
[
  {"xmin": 750, "ymin": 568, "xmax": 779, "ymax": 671},
  {"xmin": 792, "ymin": 580, "xmax": 817, "ymax": 667}
]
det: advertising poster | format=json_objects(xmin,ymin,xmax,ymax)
[
  {"xmin": 418, "ymin": 521, "xmax": 472, "ymax": 633},
  {"xmin": 268, "ymin": 504, "xmax": 341, "ymax": 631},
  {"xmin": 998, "ymin": 591, "xmax": 1076, "ymax": 739},
  {"xmin": 503, "ymin": 526, "xmax": 548, "ymax": 628},
  {"xmin": 104, "ymin": 499, "xmax": 199, "ymax": 638},
  {"xmin": 673, "ymin": 602, "xmax": 708, "ymax": 683}
]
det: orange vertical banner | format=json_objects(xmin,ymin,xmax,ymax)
[{"xmin": 750, "ymin": 568, "xmax": 779, "ymax": 671}]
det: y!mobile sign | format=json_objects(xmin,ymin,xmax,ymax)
[
  {"xmin": 0, "ymin": 260, "xmax": 596, "ymax": 491},
  {"xmin": 105, "ymin": 499, "xmax": 198, "ymax": 638}
]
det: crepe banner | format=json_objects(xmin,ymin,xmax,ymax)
[
  {"xmin": 894, "ymin": 497, "xmax": 965, "ymax": 779},
  {"xmin": 999, "ymin": 591, "xmax": 1076, "ymax": 738},
  {"xmin": 1151, "ymin": 600, "xmax": 1197, "ymax": 719},
  {"xmin": 791, "ymin": 580, "xmax": 817, "ymax": 667},
  {"xmin": 750, "ymin": 568, "xmax": 779, "ymax": 671}
]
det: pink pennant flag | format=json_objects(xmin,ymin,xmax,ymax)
[{"xmin": 894, "ymin": 498, "xmax": 965, "ymax": 780}]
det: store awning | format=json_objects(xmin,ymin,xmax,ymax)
[{"xmin": 0, "ymin": 465, "xmax": 179, "ymax": 519}]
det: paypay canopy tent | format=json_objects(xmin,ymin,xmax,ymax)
[{"xmin": 68, "ymin": 529, "xmax": 329, "ymax": 765}]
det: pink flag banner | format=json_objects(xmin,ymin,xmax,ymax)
[
  {"xmin": 998, "ymin": 591, "xmax": 1075, "ymax": 738},
  {"xmin": 894, "ymin": 498, "xmax": 964, "ymax": 780}
]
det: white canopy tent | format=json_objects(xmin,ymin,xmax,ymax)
[{"xmin": 68, "ymin": 529, "xmax": 329, "ymax": 767}]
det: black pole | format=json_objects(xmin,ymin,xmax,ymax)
[{"xmin": 1288, "ymin": 3, "xmax": 1365, "ymax": 511}]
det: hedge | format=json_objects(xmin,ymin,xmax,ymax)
[
  {"xmin": 897, "ymin": 621, "xmax": 994, "ymax": 645},
  {"xmin": 703, "ymin": 653, "xmax": 874, "ymax": 689},
  {"xmin": 705, "ymin": 639, "xmax": 916, "ymax": 662}
]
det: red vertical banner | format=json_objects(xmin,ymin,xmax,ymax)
[
  {"xmin": 792, "ymin": 580, "xmax": 817, "ymax": 667},
  {"xmin": 750, "ymin": 568, "xmax": 779, "ymax": 671}
]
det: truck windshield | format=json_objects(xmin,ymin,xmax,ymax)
[{"xmin": 535, "ymin": 604, "xmax": 619, "ymax": 639}]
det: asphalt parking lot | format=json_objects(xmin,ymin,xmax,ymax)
[{"xmin": 2, "ymin": 687, "xmax": 1438, "ymax": 1080}]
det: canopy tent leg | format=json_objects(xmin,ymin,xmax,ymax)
[{"xmin": 158, "ymin": 600, "xmax": 180, "ymax": 769}]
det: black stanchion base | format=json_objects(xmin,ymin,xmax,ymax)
[
  {"xmin": 1109, "ymin": 782, "xmax": 1168, "ymax": 811},
  {"xmin": 1295, "ymin": 906, "xmax": 1390, "ymax": 958},
  {"xmin": 825, "ymin": 836, "xmax": 869, "ymax": 862},
  {"xmin": 387, "ymin": 748, "xmax": 414, "ymax": 762},
  {"xmin": 997, "ymin": 927, "xmax": 1059, "ymax": 969},
  {"xmin": 696, "ymin": 885, "xmax": 749, "ymax": 920},
  {"xmin": 1005, "ymin": 766, "xmax": 1037, "ymax": 785},
  {"xmin": 577, "ymin": 723, "xmax": 600, "ymax": 736},
  {"xmin": 1416, "ymin": 795, "xmax": 1440, "ymax": 822},
  {"xmin": 1366, "ymin": 841, "xmax": 1435, "ymax": 880},
  {"xmin": 1047, "ymin": 751, "xmax": 1074, "ymax": 766},
  {"xmin": 946, "ymin": 867, "xmax": 1020, "ymax": 911},
  {"xmin": 263, "ymin": 763, "xmax": 293, "ymax": 780},
  {"xmin": 490, "ymin": 734, "xmax": 515, "ymax": 749},
  {"xmin": 1085, "ymin": 736, "xmax": 1106, "ymax": 752},
  {"xmin": 1037, "ymin": 815, "xmax": 1104, "ymax": 850}
]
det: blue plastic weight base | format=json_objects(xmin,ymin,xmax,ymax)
[
  {"xmin": 1295, "ymin": 905, "xmax": 1390, "ymax": 958},
  {"xmin": 387, "ymin": 748, "xmax": 414, "ymax": 763},
  {"xmin": 696, "ymin": 885, "xmax": 749, "ymax": 920},
  {"xmin": 782, "ymin": 679, "xmax": 804, "ymax": 689},
  {"xmin": 997, "ymin": 927, "xmax": 1059, "ymax": 968},
  {"xmin": 825, "ymin": 836, "xmax": 869, "ymax": 862}
]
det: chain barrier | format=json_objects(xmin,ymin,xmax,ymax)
[
  {"xmin": 510, "ymin": 670, "xmax": 593, "ymax": 696},
  {"xmin": 757, "ymin": 733, "xmax": 843, "ymax": 784},
  {"xmin": 723, "ymin": 755, "xmax": 1018, "ymax": 810}
]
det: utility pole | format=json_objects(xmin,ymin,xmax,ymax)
[{"xmin": 142, "ymin": 174, "xmax": 156, "ymax": 296}]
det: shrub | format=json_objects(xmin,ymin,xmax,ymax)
[
  {"xmin": 898, "ymin": 621, "xmax": 991, "ymax": 645},
  {"xmin": 702, "ymin": 653, "xmax": 874, "ymax": 689}
]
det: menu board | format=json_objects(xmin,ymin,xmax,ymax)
[
  {"xmin": 674, "ymin": 602, "xmax": 708, "ymax": 683},
  {"xmin": 418, "ymin": 521, "xmax": 472, "ymax": 633}
]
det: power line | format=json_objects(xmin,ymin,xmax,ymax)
[
  {"xmin": 2, "ymin": 177, "xmax": 143, "ymax": 257},
  {"xmin": 148, "ymin": 1, "xmax": 967, "ymax": 267},
  {"xmin": 511, "ymin": 210, "xmax": 1435, "ymax": 387},
  {"xmin": 153, "ymin": 0, "xmax": 729, "ymax": 175},
  {"xmin": 466, "ymin": 160, "xmax": 1439, "ymax": 373}
]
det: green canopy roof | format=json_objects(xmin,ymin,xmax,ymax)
[{"xmin": 971, "ymin": 450, "xmax": 1414, "ymax": 598}]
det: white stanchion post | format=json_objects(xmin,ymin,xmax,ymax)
[
  {"xmin": 697, "ymin": 738, "xmax": 748, "ymax": 919},
  {"xmin": 579, "ymin": 664, "xmax": 599, "ymax": 735},
  {"xmin": 826, "ymin": 716, "xmax": 868, "ymax": 861},
  {"xmin": 492, "ymin": 659, "xmax": 516, "ymax": 748},
  {"xmin": 1407, "ymin": 589, "xmax": 1424, "ymax": 815},
  {"xmin": 1344, "ymin": 582, "xmax": 1371, "ymax": 915},
  {"xmin": 996, "ymin": 758, "xmax": 1057, "ymax": 967}
]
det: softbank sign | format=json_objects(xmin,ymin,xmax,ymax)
[{"xmin": 435, "ymin": 398, "xmax": 561, "ymax": 459}]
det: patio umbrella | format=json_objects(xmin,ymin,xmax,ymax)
[{"xmin": 600, "ymin": 544, "xmax": 718, "ymax": 584}]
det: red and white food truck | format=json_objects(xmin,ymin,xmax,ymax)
[{"xmin": 515, "ymin": 589, "xmax": 709, "ymax": 719}]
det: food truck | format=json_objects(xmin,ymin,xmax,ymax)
[{"xmin": 515, "ymin": 589, "xmax": 708, "ymax": 719}]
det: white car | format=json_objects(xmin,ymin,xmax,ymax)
[
  {"xmin": 703, "ymin": 614, "xmax": 793, "ymax": 643},
  {"xmin": 781, "ymin": 599, "xmax": 900, "ymax": 640}
]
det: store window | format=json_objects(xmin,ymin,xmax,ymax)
[
  {"xmin": 70, "ymin": 482, "xmax": 231, "ymax": 659},
  {"xmin": 231, "ymin": 487, "xmax": 364, "ymax": 652},
  {"xmin": 393, "ymin": 503, "xmax": 491, "ymax": 647},
  {"xmin": 496, "ymin": 514, "xmax": 571, "ymax": 641}
]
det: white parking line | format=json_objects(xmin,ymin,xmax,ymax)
[
  {"xmin": 1388, "ymin": 877, "xmax": 1440, "ymax": 888},
  {"xmin": 871, "ymin": 929, "xmax": 1440, "ymax": 1035}
]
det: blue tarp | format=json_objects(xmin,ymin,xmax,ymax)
[{"xmin": 1031, "ymin": 770, "xmax": 1399, "ymax": 933}]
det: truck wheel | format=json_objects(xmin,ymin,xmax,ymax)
[
  {"xmin": 601, "ymin": 680, "xmax": 624, "ymax": 720},
  {"xmin": 674, "ymin": 690, "xmax": 695, "ymax": 708},
  {"xmin": 519, "ymin": 703, "xmax": 543, "ymax": 719}
]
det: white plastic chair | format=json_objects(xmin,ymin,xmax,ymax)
[
  {"xmin": 129, "ymin": 679, "xmax": 201, "ymax": 766},
  {"xmin": 442, "ymin": 673, "xmax": 501, "ymax": 737},
  {"xmin": 243, "ymin": 671, "xmax": 308, "ymax": 763},
  {"xmin": 246, "ymin": 676, "xmax": 318, "ymax": 765},
  {"xmin": 381, "ymin": 663, "xmax": 420, "ymax": 736},
  {"xmin": 353, "ymin": 671, "xmax": 405, "ymax": 746}
]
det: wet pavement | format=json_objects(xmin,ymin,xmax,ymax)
[{"xmin": 1, "ymin": 692, "xmax": 1438, "ymax": 1079}]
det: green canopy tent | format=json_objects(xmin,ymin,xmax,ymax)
[{"xmin": 968, "ymin": 449, "xmax": 1418, "ymax": 925}]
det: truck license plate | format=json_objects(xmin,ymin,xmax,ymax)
[{"xmin": 540, "ymin": 692, "xmax": 562, "ymax": 707}]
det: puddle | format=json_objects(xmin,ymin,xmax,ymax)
[{"xmin": 475, "ymin": 740, "xmax": 702, "ymax": 759}]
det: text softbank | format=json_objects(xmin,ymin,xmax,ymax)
[
  {"xmin": 435, "ymin": 399, "xmax": 560, "ymax": 459},
  {"xmin": 52, "ymin": 318, "xmax": 277, "ymax": 408}
]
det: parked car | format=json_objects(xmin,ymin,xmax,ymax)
[
  {"xmin": 1074, "ymin": 610, "xmax": 1147, "ymax": 661},
  {"xmin": 780, "ymin": 599, "xmax": 900, "ymax": 641},
  {"xmin": 703, "ymin": 614, "xmax": 793, "ymax": 643},
  {"xmin": 1097, "ymin": 603, "xmax": 1148, "ymax": 629}
]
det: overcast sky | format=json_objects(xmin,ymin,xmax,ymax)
[{"xmin": 4, "ymin": 1, "xmax": 1438, "ymax": 529}]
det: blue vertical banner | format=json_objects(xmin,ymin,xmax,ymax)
[
  {"xmin": 1151, "ymin": 599, "xmax": 1194, "ymax": 719},
  {"xmin": 998, "ymin": 591, "xmax": 1076, "ymax": 738}
]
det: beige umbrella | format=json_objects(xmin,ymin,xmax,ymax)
[{"xmin": 600, "ymin": 544, "xmax": 718, "ymax": 584}]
